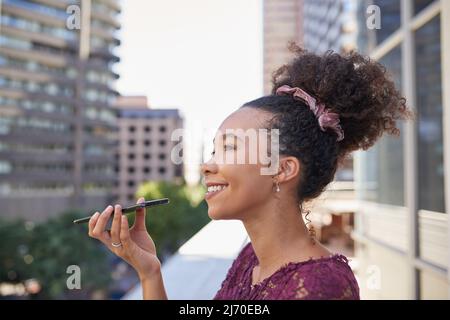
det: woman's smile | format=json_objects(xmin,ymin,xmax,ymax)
[{"xmin": 204, "ymin": 183, "xmax": 229, "ymax": 200}]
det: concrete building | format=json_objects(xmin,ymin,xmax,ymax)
[
  {"xmin": 113, "ymin": 96, "xmax": 184, "ymax": 205},
  {"xmin": 263, "ymin": 0, "xmax": 304, "ymax": 95},
  {"xmin": 0, "ymin": 0, "xmax": 121, "ymax": 220},
  {"xmin": 353, "ymin": 0, "xmax": 450, "ymax": 299}
]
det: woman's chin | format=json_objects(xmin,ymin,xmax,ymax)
[
  {"xmin": 207, "ymin": 207, "xmax": 235, "ymax": 220},
  {"xmin": 207, "ymin": 208, "xmax": 224, "ymax": 220}
]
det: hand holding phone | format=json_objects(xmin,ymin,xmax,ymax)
[
  {"xmin": 87, "ymin": 197, "xmax": 168, "ymax": 282},
  {"xmin": 73, "ymin": 198, "xmax": 169, "ymax": 227}
]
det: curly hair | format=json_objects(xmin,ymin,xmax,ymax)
[{"xmin": 242, "ymin": 43, "xmax": 414, "ymax": 203}]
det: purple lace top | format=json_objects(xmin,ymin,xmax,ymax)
[{"xmin": 214, "ymin": 242, "xmax": 360, "ymax": 300}]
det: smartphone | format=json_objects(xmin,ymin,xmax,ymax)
[{"xmin": 73, "ymin": 198, "xmax": 169, "ymax": 230}]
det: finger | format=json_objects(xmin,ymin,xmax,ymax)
[
  {"xmin": 110, "ymin": 204, "xmax": 122, "ymax": 246},
  {"xmin": 132, "ymin": 197, "xmax": 147, "ymax": 231},
  {"xmin": 120, "ymin": 215, "xmax": 132, "ymax": 250},
  {"xmin": 88, "ymin": 212, "xmax": 100, "ymax": 237},
  {"xmin": 92, "ymin": 205, "xmax": 114, "ymax": 241}
]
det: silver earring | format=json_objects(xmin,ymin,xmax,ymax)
[{"xmin": 275, "ymin": 181, "xmax": 280, "ymax": 193}]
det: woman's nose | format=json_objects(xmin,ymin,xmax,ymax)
[{"xmin": 200, "ymin": 158, "xmax": 218, "ymax": 176}]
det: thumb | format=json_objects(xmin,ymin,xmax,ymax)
[{"xmin": 133, "ymin": 197, "xmax": 147, "ymax": 230}]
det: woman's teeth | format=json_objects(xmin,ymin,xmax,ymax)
[{"xmin": 206, "ymin": 185, "xmax": 228, "ymax": 194}]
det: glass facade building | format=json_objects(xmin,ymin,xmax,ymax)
[
  {"xmin": 354, "ymin": 0, "xmax": 450, "ymax": 299},
  {"xmin": 0, "ymin": 0, "xmax": 121, "ymax": 220},
  {"xmin": 303, "ymin": 0, "xmax": 359, "ymax": 54}
]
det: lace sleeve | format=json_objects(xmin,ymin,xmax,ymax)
[{"xmin": 281, "ymin": 257, "xmax": 360, "ymax": 300}]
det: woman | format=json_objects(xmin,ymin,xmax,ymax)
[{"xmin": 88, "ymin": 44, "xmax": 412, "ymax": 300}]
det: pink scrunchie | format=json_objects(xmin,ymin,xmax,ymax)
[{"xmin": 276, "ymin": 85, "xmax": 344, "ymax": 142}]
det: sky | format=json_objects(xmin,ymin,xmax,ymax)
[{"xmin": 115, "ymin": 0, "xmax": 263, "ymax": 184}]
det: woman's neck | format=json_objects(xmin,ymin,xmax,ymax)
[{"xmin": 241, "ymin": 199, "xmax": 313, "ymax": 275}]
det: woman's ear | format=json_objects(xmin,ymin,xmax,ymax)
[{"xmin": 277, "ymin": 156, "xmax": 301, "ymax": 184}]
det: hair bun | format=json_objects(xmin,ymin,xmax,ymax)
[{"xmin": 272, "ymin": 42, "xmax": 414, "ymax": 156}]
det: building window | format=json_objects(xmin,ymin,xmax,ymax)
[
  {"xmin": 158, "ymin": 167, "xmax": 166, "ymax": 175},
  {"xmin": 158, "ymin": 140, "xmax": 166, "ymax": 147},
  {"xmin": 158, "ymin": 153, "xmax": 166, "ymax": 160},
  {"xmin": 416, "ymin": 15, "xmax": 444, "ymax": 213},
  {"xmin": 128, "ymin": 139, "xmax": 135, "ymax": 146},
  {"xmin": 143, "ymin": 153, "xmax": 151, "ymax": 160},
  {"xmin": 128, "ymin": 180, "xmax": 135, "ymax": 187},
  {"xmin": 374, "ymin": 0, "xmax": 401, "ymax": 44},
  {"xmin": 128, "ymin": 167, "xmax": 135, "ymax": 174},
  {"xmin": 414, "ymin": 0, "xmax": 435, "ymax": 15},
  {"xmin": 0, "ymin": 161, "xmax": 12, "ymax": 173},
  {"xmin": 144, "ymin": 126, "xmax": 152, "ymax": 132},
  {"xmin": 128, "ymin": 194, "xmax": 134, "ymax": 201},
  {"xmin": 128, "ymin": 153, "xmax": 135, "ymax": 160},
  {"xmin": 357, "ymin": 0, "xmax": 401, "ymax": 54},
  {"xmin": 159, "ymin": 126, "xmax": 166, "ymax": 133},
  {"xmin": 144, "ymin": 140, "xmax": 151, "ymax": 146},
  {"xmin": 128, "ymin": 126, "xmax": 136, "ymax": 133},
  {"xmin": 143, "ymin": 167, "xmax": 151, "ymax": 174},
  {"xmin": 358, "ymin": 46, "xmax": 404, "ymax": 206}
]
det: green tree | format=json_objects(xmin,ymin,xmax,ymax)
[
  {"xmin": 28, "ymin": 211, "xmax": 111, "ymax": 299},
  {"xmin": 0, "ymin": 212, "xmax": 112, "ymax": 299},
  {"xmin": 0, "ymin": 218, "xmax": 34, "ymax": 285}
]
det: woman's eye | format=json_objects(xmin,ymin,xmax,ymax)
[
  {"xmin": 211, "ymin": 145, "xmax": 235, "ymax": 156},
  {"xmin": 224, "ymin": 144, "xmax": 235, "ymax": 151}
]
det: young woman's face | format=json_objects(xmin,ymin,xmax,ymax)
[{"xmin": 200, "ymin": 107, "xmax": 277, "ymax": 220}]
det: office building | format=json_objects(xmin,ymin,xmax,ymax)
[
  {"xmin": 263, "ymin": 0, "xmax": 304, "ymax": 95},
  {"xmin": 0, "ymin": 0, "xmax": 121, "ymax": 220},
  {"xmin": 114, "ymin": 96, "xmax": 184, "ymax": 205}
]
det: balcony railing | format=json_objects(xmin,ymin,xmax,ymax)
[{"xmin": 3, "ymin": 0, "xmax": 68, "ymax": 20}]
